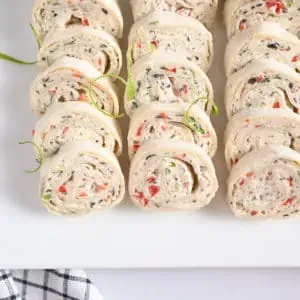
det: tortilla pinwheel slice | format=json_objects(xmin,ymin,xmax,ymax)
[
  {"xmin": 32, "ymin": 0, "xmax": 123, "ymax": 42},
  {"xmin": 38, "ymin": 27, "xmax": 122, "ymax": 75},
  {"xmin": 34, "ymin": 102, "xmax": 122, "ymax": 158},
  {"xmin": 129, "ymin": 140, "xmax": 218, "ymax": 211},
  {"xmin": 40, "ymin": 141, "xmax": 125, "ymax": 216},
  {"xmin": 224, "ymin": 0, "xmax": 300, "ymax": 39},
  {"xmin": 225, "ymin": 22, "xmax": 300, "ymax": 76},
  {"xmin": 228, "ymin": 145, "xmax": 300, "ymax": 219},
  {"xmin": 30, "ymin": 57, "xmax": 119, "ymax": 115},
  {"xmin": 225, "ymin": 108, "xmax": 300, "ymax": 169},
  {"xmin": 130, "ymin": 0, "xmax": 218, "ymax": 28},
  {"xmin": 225, "ymin": 58, "xmax": 300, "ymax": 118},
  {"xmin": 128, "ymin": 102, "xmax": 217, "ymax": 159},
  {"xmin": 128, "ymin": 11, "xmax": 214, "ymax": 72},
  {"xmin": 124, "ymin": 51, "xmax": 214, "ymax": 116}
]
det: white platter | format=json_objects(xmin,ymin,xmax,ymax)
[{"xmin": 1, "ymin": 0, "xmax": 300, "ymax": 269}]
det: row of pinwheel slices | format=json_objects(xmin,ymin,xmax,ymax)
[
  {"xmin": 126, "ymin": 3, "xmax": 219, "ymax": 211},
  {"xmin": 27, "ymin": 0, "xmax": 128, "ymax": 216},
  {"xmin": 223, "ymin": 1, "xmax": 300, "ymax": 219}
]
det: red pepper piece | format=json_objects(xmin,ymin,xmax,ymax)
[
  {"xmin": 137, "ymin": 40, "xmax": 142, "ymax": 49},
  {"xmin": 161, "ymin": 124, "xmax": 168, "ymax": 131},
  {"xmin": 147, "ymin": 177, "xmax": 156, "ymax": 184},
  {"xmin": 95, "ymin": 184, "xmax": 108, "ymax": 193},
  {"xmin": 282, "ymin": 198, "xmax": 294, "ymax": 206},
  {"xmin": 239, "ymin": 19, "xmax": 247, "ymax": 31},
  {"xmin": 79, "ymin": 93, "xmax": 87, "ymax": 101},
  {"xmin": 251, "ymin": 210, "xmax": 258, "ymax": 216},
  {"xmin": 159, "ymin": 112, "xmax": 168, "ymax": 119},
  {"xmin": 176, "ymin": 7, "xmax": 192, "ymax": 16},
  {"xmin": 247, "ymin": 172, "xmax": 254, "ymax": 178},
  {"xmin": 58, "ymin": 185, "xmax": 67, "ymax": 194},
  {"xmin": 63, "ymin": 127, "xmax": 69, "ymax": 135},
  {"xmin": 255, "ymin": 124, "xmax": 262, "ymax": 128},
  {"xmin": 165, "ymin": 67, "xmax": 176, "ymax": 73},
  {"xmin": 292, "ymin": 55, "xmax": 299, "ymax": 62},
  {"xmin": 98, "ymin": 58, "xmax": 103, "ymax": 66},
  {"xmin": 151, "ymin": 40, "xmax": 159, "ymax": 49},
  {"xmin": 79, "ymin": 192, "xmax": 88, "ymax": 198},
  {"xmin": 82, "ymin": 18, "xmax": 89, "ymax": 26},
  {"xmin": 32, "ymin": 130, "xmax": 35, "ymax": 136},
  {"xmin": 136, "ymin": 124, "xmax": 144, "ymax": 137},
  {"xmin": 143, "ymin": 198, "xmax": 150, "ymax": 206},
  {"xmin": 272, "ymin": 101, "xmax": 281, "ymax": 108},
  {"xmin": 134, "ymin": 189, "xmax": 144, "ymax": 199},
  {"xmin": 239, "ymin": 179, "xmax": 245, "ymax": 186},
  {"xmin": 288, "ymin": 176, "xmax": 294, "ymax": 187},
  {"xmin": 133, "ymin": 144, "xmax": 140, "ymax": 152},
  {"xmin": 266, "ymin": 0, "xmax": 285, "ymax": 13},
  {"xmin": 148, "ymin": 185, "xmax": 160, "ymax": 198},
  {"xmin": 256, "ymin": 75, "xmax": 264, "ymax": 82}
]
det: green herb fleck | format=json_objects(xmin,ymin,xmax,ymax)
[
  {"xmin": 169, "ymin": 162, "xmax": 176, "ymax": 168},
  {"xmin": 42, "ymin": 194, "xmax": 52, "ymax": 201}
]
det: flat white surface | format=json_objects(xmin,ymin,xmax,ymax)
[
  {"xmin": 1, "ymin": 0, "xmax": 300, "ymax": 269},
  {"xmin": 88, "ymin": 269, "xmax": 300, "ymax": 300}
]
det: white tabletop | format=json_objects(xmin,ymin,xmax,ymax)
[{"xmin": 88, "ymin": 269, "xmax": 300, "ymax": 300}]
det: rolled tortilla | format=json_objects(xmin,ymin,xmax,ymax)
[
  {"xmin": 228, "ymin": 145, "xmax": 300, "ymax": 219},
  {"xmin": 38, "ymin": 27, "xmax": 122, "ymax": 75},
  {"xmin": 225, "ymin": 108, "xmax": 300, "ymax": 169},
  {"xmin": 225, "ymin": 58, "xmax": 300, "ymax": 118},
  {"xmin": 39, "ymin": 141, "xmax": 125, "ymax": 216},
  {"xmin": 34, "ymin": 102, "xmax": 122, "ymax": 158},
  {"xmin": 124, "ymin": 51, "xmax": 214, "ymax": 116},
  {"xmin": 128, "ymin": 102, "xmax": 217, "ymax": 159},
  {"xmin": 30, "ymin": 57, "xmax": 119, "ymax": 115},
  {"xmin": 225, "ymin": 22, "xmax": 300, "ymax": 76},
  {"xmin": 129, "ymin": 140, "xmax": 218, "ymax": 211},
  {"xmin": 224, "ymin": 0, "xmax": 300, "ymax": 39},
  {"xmin": 130, "ymin": 0, "xmax": 218, "ymax": 28},
  {"xmin": 32, "ymin": 0, "xmax": 123, "ymax": 41},
  {"xmin": 128, "ymin": 11, "xmax": 213, "ymax": 72}
]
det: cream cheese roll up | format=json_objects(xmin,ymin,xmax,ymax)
[
  {"xmin": 129, "ymin": 140, "xmax": 218, "ymax": 211},
  {"xmin": 225, "ymin": 108, "xmax": 300, "ymax": 169},
  {"xmin": 32, "ymin": 0, "xmax": 123, "ymax": 41},
  {"xmin": 225, "ymin": 22, "xmax": 300, "ymax": 76},
  {"xmin": 228, "ymin": 146, "xmax": 300, "ymax": 219},
  {"xmin": 38, "ymin": 27, "xmax": 122, "ymax": 75},
  {"xmin": 225, "ymin": 58, "xmax": 300, "ymax": 118},
  {"xmin": 224, "ymin": 0, "xmax": 300, "ymax": 39},
  {"xmin": 128, "ymin": 11, "xmax": 213, "ymax": 72},
  {"xmin": 130, "ymin": 0, "xmax": 218, "ymax": 28},
  {"xmin": 124, "ymin": 51, "xmax": 214, "ymax": 116},
  {"xmin": 128, "ymin": 103, "xmax": 217, "ymax": 159},
  {"xmin": 30, "ymin": 57, "xmax": 119, "ymax": 115},
  {"xmin": 40, "ymin": 141, "xmax": 125, "ymax": 216},
  {"xmin": 34, "ymin": 102, "xmax": 122, "ymax": 158}
]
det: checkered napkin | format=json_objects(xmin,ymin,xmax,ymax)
[{"xmin": 0, "ymin": 270, "xmax": 103, "ymax": 300}]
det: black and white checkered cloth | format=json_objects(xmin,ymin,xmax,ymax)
[{"xmin": 0, "ymin": 270, "xmax": 103, "ymax": 300}]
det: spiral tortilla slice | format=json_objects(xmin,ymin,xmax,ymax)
[
  {"xmin": 30, "ymin": 57, "xmax": 119, "ymax": 115},
  {"xmin": 225, "ymin": 22, "xmax": 300, "ymax": 76},
  {"xmin": 130, "ymin": 0, "xmax": 218, "ymax": 28},
  {"xmin": 128, "ymin": 11, "xmax": 213, "ymax": 72},
  {"xmin": 128, "ymin": 102, "xmax": 217, "ymax": 159},
  {"xmin": 225, "ymin": 58, "xmax": 300, "ymax": 118},
  {"xmin": 228, "ymin": 145, "xmax": 300, "ymax": 219},
  {"xmin": 124, "ymin": 51, "xmax": 214, "ymax": 116},
  {"xmin": 32, "ymin": 0, "xmax": 123, "ymax": 41},
  {"xmin": 40, "ymin": 141, "xmax": 125, "ymax": 216},
  {"xmin": 225, "ymin": 108, "xmax": 300, "ymax": 170},
  {"xmin": 38, "ymin": 27, "xmax": 122, "ymax": 75},
  {"xmin": 224, "ymin": 0, "xmax": 300, "ymax": 39},
  {"xmin": 129, "ymin": 140, "xmax": 218, "ymax": 211},
  {"xmin": 34, "ymin": 102, "xmax": 122, "ymax": 158}
]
